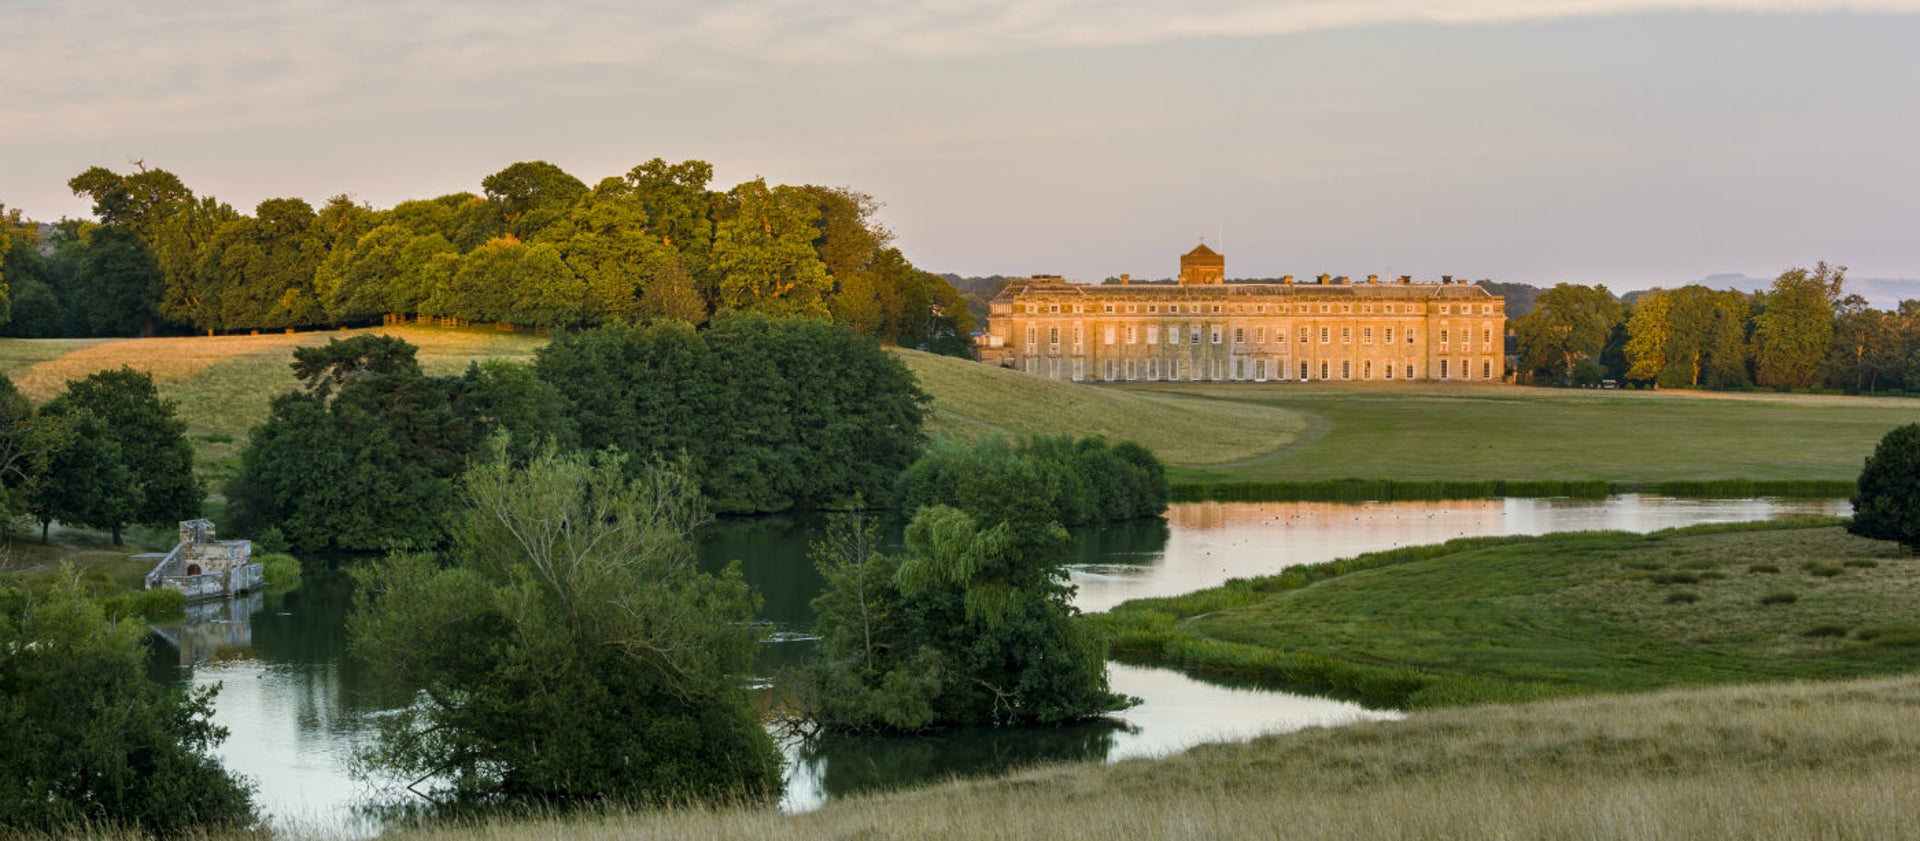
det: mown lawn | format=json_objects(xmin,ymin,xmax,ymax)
[
  {"xmin": 1134, "ymin": 382, "xmax": 1919, "ymax": 484},
  {"xmin": 1096, "ymin": 521, "xmax": 1920, "ymax": 707}
]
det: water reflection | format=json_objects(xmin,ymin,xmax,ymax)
[
  {"xmin": 1070, "ymin": 495, "xmax": 1851, "ymax": 612},
  {"xmin": 166, "ymin": 495, "xmax": 1849, "ymax": 834}
]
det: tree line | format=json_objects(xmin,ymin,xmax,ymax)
[
  {"xmin": 1511, "ymin": 264, "xmax": 1920, "ymax": 392},
  {"xmin": 231, "ymin": 317, "xmax": 929, "ymax": 552},
  {"xmin": 0, "ymin": 161, "xmax": 974, "ymax": 356}
]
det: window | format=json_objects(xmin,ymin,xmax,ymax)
[
  {"xmin": 1440, "ymin": 360, "xmax": 1450, "ymax": 379},
  {"xmin": 1342, "ymin": 360, "xmax": 1351, "ymax": 380},
  {"xmin": 1320, "ymin": 327, "xmax": 1330, "ymax": 344},
  {"xmin": 1406, "ymin": 364, "xmax": 1414, "ymax": 379},
  {"xmin": 1049, "ymin": 305, "xmax": 1060, "ymax": 314},
  {"xmin": 1341, "ymin": 305, "xmax": 1351, "ymax": 314},
  {"xmin": 1483, "ymin": 328, "xmax": 1492, "ymax": 345},
  {"xmin": 1168, "ymin": 326, "xmax": 1180, "ymax": 344},
  {"xmin": 1103, "ymin": 326, "xmax": 1115, "ymax": 345},
  {"xmin": 1169, "ymin": 305, "xmax": 1181, "ymax": 314},
  {"xmin": 1103, "ymin": 304, "xmax": 1114, "ymax": 313},
  {"xmin": 1212, "ymin": 305, "xmax": 1222, "ymax": 313},
  {"xmin": 1049, "ymin": 326, "xmax": 1059, "ymax": 345},
  {"xmin": 1483, "ymin": 360, "xmax": 1493, "ymax": 379},
  {"xmin": 1073, "ymin": 359, "xmax": 1083, "ymax": 380},
  {"xmin": 1300, "ymin": 361, "xmax": 1309, "ymax": 380},
  {"xmin": 1026, "ymin": 326, "xmax": 1036, "ymax": 343},
  {"xmin": 1439, "ymin": 305, "xmax": 1449, "ymax": 314},
  {"xmin": 1385, "ymin": 363, "xmax": 1394, "ymax": 380},
  {"xmin": 1147, "ymin": 326, "xmax": 1159, "ymax": 345},
  {"xmin": 1440, "ymin": 330, "xmax": 1449, "ymax": 345},
  {"xmin": 1299, "ymin": 327, "xmax": 1309, "ymax": 343},
  {"xmin": 1320, "ymin": 361, "xmax": 1330, "ymax": 380},
  {"xmin": 1320, "ymin": 304, "xmax": 1331, "ymax": 314},
  {"xmin": 1148, "ymin": 359, "xmax": 1159, "ymax": 380},
  {"xmin": 1126, "ymin": 360, "xmax": 1137, "ymax": 380},
  {"xmin": 1341, "ymin": 327, "xmax": 1351, "ymax": 344},
  {"xmin": 1364, "ymin": 360, "xmax": 1372, "ymax": 379},
  {"xmin": 1191, "ymin": 327, "xmax": 1202, "ymax": 345},
  {"xmin": 1407, "ymin": 329, "xmax": 1416, "ymax": 344},
  {"xmin": 1126, "ymin": 304, "xmax": 1137, "ymax": 313},
  {"xmin": 1211, "ymin": 327, "xmax": 1223, "ymax": 344},
  {"xmin": 1147, "ymin": 305, "xmax": 1157, "ymax": 313},
  {"xmin": 1385, "ymin": 327, "xmax": 1394, "ymax": 343},
  {"xmin": 1483, "ymin": 305, "xmax": 1493, "ymax": 314},
  {"xmin": 1104, "ymin": 359, "xmax": 1115, "ymax": 380},
  {"xmin": 1363, "ymin": 327, "xmax": 1373, "ymax": 344},
  {"xmin": 1025, "ymin": 304, "xmax": 1037, "ymax": 314},
  {"xmin": 1234, "ymin": 327, "xmax": 1245, "ymax": 344},
  {"xmin": 1126, "ymin": 326, "xmax": 1137, "ymax": 344},
  {"xmin": 1255, "ymin": 327, "xmax": 1265, "ymax": 344}
]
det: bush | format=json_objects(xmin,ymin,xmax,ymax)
[
  {"xmin": 897, "ymin": 434, "xmax": 1169, "ymax": 527},
  {"xmin": 1803, "ymin": 623, "xmax": 1849, "ymax": 638},
  {"xmin": 1665, "ymin": 591, "xmax": 1700, "ymax": 604},
  {"xmin": 256, "ymin": 552, "xmax": 301, "ymax": 587},
  {"xmin": 100, "ymin": 586, "xmax": 186, "ymax": 620},
  {"xmin": 1650, "ymin": 572, "xmax": 1700, "ymax": 585},
  {"xmin": 0, "ymin": 579, "xmax": 256, "ymax": 836},
  {"xmin": 1856, "ymin": 624, "xmax": 1920, "ymax": 646},
  {"xmin": 1759, "ymin": 591, "xmax": 1799, "ymax": 606},
  {"xmin": 1801, "ymin": 562, "xmax": 1844, "ymax": 578},
  {"xmin": 1748, "ymin": 563, "xmax": 1780, "ymax": 574},
  {"xmin": 1843, "ymin": 559, "xmax": 1880, "ymax": 569},
  {"xmin": 1848, "ymin": 423, "xmax": 1920, "ymax": 550}
]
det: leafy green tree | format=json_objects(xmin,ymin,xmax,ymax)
[
  {"xmin": 29, "ymin": 402, "xmax": 138, "ymax": 544},
  {"xmin": 1828, "ymin": 294, "xmax": 1902, "ymax": 392},
  {"xmin": 0, "ymin": 372, "xmax": 58, "ymax": 523},
  {"xmin": 59, "ymin": 367, "xmax": 202, "ymax": 541},
  {"xmin": 804, "ymin": 439, "xmax": 1137, "ymax": 731},
  {"xmin": 1752, "ymin": 263, "xmax": 1841, "ymax": 389},
  {"xmin": 1848, "ymin": 423, "xmax": 1920, "ymax": 550},
  {"xmin": 712, "ymin": 179, "xmax": 832, "ymax": 317},
  {"xmin": 0, "ymin": 578, "xmax": 256, "ymax": 837},
  {"xmin": 1513, "ymin": 283, "xmax": 1623, "ymax": 385},
  {"xmin": 229, "ymin": 335, "xmax": 485, "ymax": 551},
  {"xmin": 70, "ymin": 226, "xmax": 164, "ymax": 336},
  {"xmin": 349, "ymin": 447, "xmax": 780, "ymax": 802},
  {"xmin": 482, "ymin": 160, "xmax": 587, "ymax": 241}
]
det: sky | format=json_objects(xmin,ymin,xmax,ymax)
[{"xmin": 4, "ymin": 0, "xmax": 1919, "ymax": 291}]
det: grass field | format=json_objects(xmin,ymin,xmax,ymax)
[
  {"xmin": 0, "ymin": 326, "xmax": 548, "ymax": 486},
  {"xmin": 1095, "ymin": 519, "xmax": 1920, "ymax": 708},
  {"xmin": 2, "ymin": 332, "xmax": 1913, "ymax": 492},
  {"xmin": 1134, "ymin": 381, "xmax": 1920, "ymax": 485}
]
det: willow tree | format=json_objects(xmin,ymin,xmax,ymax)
[{"xmin": 349, "ymin": 447, "xmax": 781, "ymax": 802}]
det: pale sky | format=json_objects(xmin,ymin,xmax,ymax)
[{"xmin": 4, "ymin": 0, "xmax": 1918, "ymax": 289}]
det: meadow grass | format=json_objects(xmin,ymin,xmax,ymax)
[{"xmin": 1094, "ymin": 520, "xmax": 1920, "ymax": 708}]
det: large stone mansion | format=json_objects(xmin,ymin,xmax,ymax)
[{"xmin": 977, "ymin": 244, "xmax": 1507, "ymax": 384}]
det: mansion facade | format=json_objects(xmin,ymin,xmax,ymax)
[{"xmin": 978, "ymin": 245, "xmax": 1507, "ymax": 384}]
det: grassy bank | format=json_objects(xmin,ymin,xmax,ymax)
[{"xmin": 1093, "ymin": 520, "xmax": 1920, "ymax": 708}]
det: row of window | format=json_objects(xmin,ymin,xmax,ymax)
[
  {"xmin": 1025, "ymin": 302, "xmax": 1498, "ymax": 316},
  {"xmin": 1024, "ymin": 357, "xmax": 1500, "ymax": 382},
  {"xmin": 1025, "ymin": 325, "xmax": 1498, "ymax": 347}
]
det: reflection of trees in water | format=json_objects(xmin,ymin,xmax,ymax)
[
  {"xmin": 1064, "ymin": 517, "xmax": 1171, "ymax": 571},
  {"xmin": 798, "ymin": 717, "xmax": 1135, "ymax": 798}
]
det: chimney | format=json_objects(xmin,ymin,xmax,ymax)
[
  {"xmin": 1367, "ymin": 274, "xmax": 1379, "ymax": 284},
  {"xmin": 1120, "ymin": 273, "xmax": 1130, "ymax": 285},
  {"xmin": 1442, "ymin": 275, "xmax": 1454, "ymax": 284},
  {"xmin": 1317, "ymin": 274, "xmax": 1331, "ymax": 285},
  {"xmin": 1282, "ymin": 275, "xmax": 1295, "ymax": 284},
  {"xmin": 1398, "ymin": 275, "xmax": 1412, "ymax": 284}
]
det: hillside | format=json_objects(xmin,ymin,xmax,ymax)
[{"xmin": 892, "ymin": 349, "xmax": 1308, "ymax": 465}]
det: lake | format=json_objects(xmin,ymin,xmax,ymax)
[{"xmin": 150, "ymin": 495, "xmax": 1850, "ymax": 834}]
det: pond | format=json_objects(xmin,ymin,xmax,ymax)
[{"xmin": 150, "ymin": 495, "xmax": 1850, "ymax": 834}]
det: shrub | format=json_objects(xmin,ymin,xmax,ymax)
[
  {"xmin": 1759, "ymin": 591, "xmax": 1799, "ymax": 606},
  {"xmin": 1843, "ymin": 559, "xmax": 1881, "ymax": 569},
  {"xmin": 1848, "ymin": 423, "xmax": 1920, "ymax": 551},
  {"xmin": 256, "ymin": 552, "xmax": 301, "ymax": 587},
  {"xmin": 1664, "ymin": 591, "xmax": 1700, "ymax": 604},
  {"xmin": 1748, "ymin": 563, "xmax": 1780, "ymax": 574},
  {"xmin": 0, "ymin": 579, "xmax": 256, "ymax": 836},
  {"xmin": 1801, "ymin": 562, "xmax": 1844, "ymax": 578},
  {"xmin": 1678, "ymin": 559, "xmax": 1718, "ymax": 570},
  {"xmin": 1650, "ymin": 572, "xmax": 1700, "ymax": 585},
  {"xmin": 1802, "ymin": 623, "xmax": 1849, "ymax": 638},
  {"xmin": 100, "ymin": 587, "xmax": 186, "ymax": 620}
]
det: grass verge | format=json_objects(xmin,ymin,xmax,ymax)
[{"xmin": 1091, "ymin": 519, "xmax": 1920, "ymax": 708}]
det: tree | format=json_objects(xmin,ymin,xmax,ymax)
[
  {"xmin": 60, "ymin": 367, "xmax": 203, "ymax": 541},
  {"xmin": 348, "ymin": 447, "xmax": 781, "ymax": 802},
  {"xmin": 0, "ymin": 578, "xmax": 256, "ymax": 837},
  {"xmin": 1752, "ymin": 263, "xmax": 1841, "ymax": 389},
  {"xmin": 69, "ymin": 226, "xmax": 164, "ymax": 336},
  {"xmin": 1513, "ymin": 283, "xmax": 1623, "ymax": 385},
  {"xmin": 711, "ymin": 179, "xmax": 832, "ymax": 317},
  {"xmin": 1847, "ymin": 424, "xmax": 1920, "ymax": 551},
  {"xmin": 29, "ymin": 404, "xmax": 138, "ymax": 545},
  {"xmin": 228, "ymin": 335, "xmax": 485, "ymax": 552},
  {"xmin": 482, "ymin": 160, "xmax": 587, "ymax": 242},
  {"xmin": 802, "ymin": 438, "xmax": 1138, "ymax": 731}
]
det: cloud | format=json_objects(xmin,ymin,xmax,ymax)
[{"xmin": 2, "ymin": 0, "xmax": 1916, "ymax": 138}]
